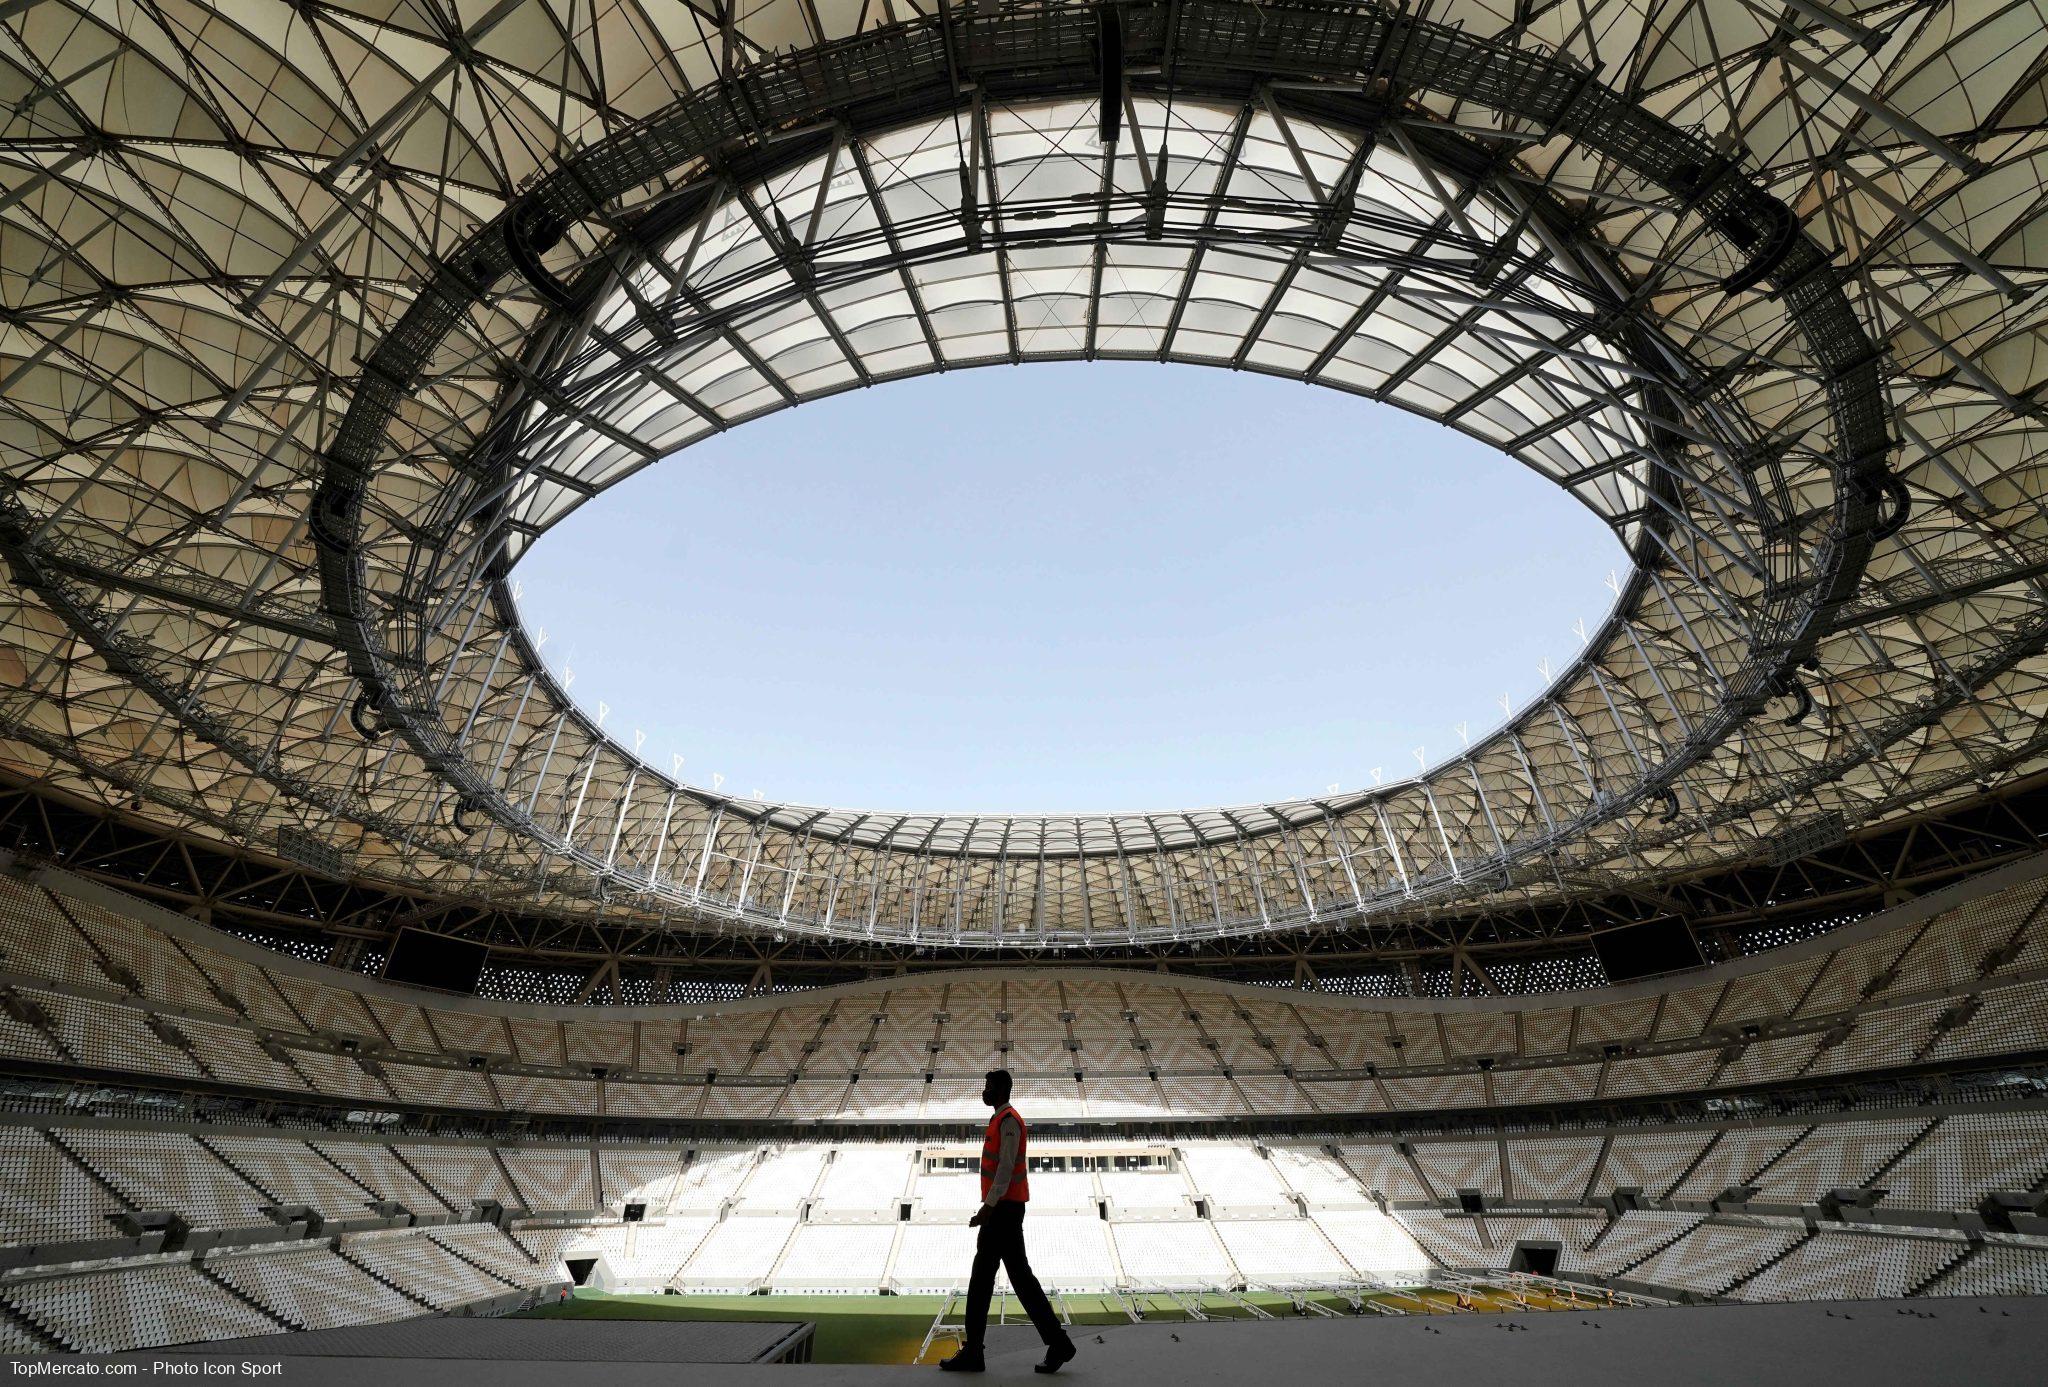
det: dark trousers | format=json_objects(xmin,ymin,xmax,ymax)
[{"xmin": 964, "ymin": 1201, "xmax": 1066, "ymax": 1349}]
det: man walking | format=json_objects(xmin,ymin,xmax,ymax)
[{"xmin": 939, "ymin": 1069, "xmax": 1078, "ymax": 1374}]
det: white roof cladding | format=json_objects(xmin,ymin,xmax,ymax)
[{"xmin": 0, "ymin": 0, "xmax": 2044, "ymax": 953}]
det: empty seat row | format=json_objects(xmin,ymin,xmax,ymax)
[
  {"xmin": 1, "ymin": 1263, "xmax": 278, "ymax": 1352},
  {"xmin": 6, "ymin": 870, "xmax": 2048, "ymax": 1123}
]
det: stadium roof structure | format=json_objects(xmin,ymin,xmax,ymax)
[{"xmin": 1, "ymin": 0, "xmax": 2046, "ymax": 970}]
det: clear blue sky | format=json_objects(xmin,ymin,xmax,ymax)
[{"xmin": 512, "ymin": 362, "xmax": 1621, "ymax": 813}]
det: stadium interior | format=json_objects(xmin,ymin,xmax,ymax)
[{"xmin": 2, "ymin": 0, "xmax": 2047, "ymax": 1378}]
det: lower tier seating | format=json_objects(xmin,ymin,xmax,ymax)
[
  {"xmin": 338, "ymin": 1229, "xmax": 517, "ymax": 1309},
  {"xmin": 208, "ymin": 1243, "xmax": 421, "ymax": 1331},
  {"xmin": 1, "ymin": 1263, "xmax": 280, "ymax": 1352}
]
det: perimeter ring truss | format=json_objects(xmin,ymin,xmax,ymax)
[{"xmin": 305, "ymin": 0, "xmax": 1897, "ymax": 946}]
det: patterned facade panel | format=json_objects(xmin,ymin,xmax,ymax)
[
  {"xmin": 699, "ymin": 1086, "xmax": 784, "ymax": 1121},
  {"xmin": 1653, "ymin": 984, "xmax": 1720, "ymax": 1042},
  {"xmin": 1519, "ymin": 1009, "xmax": 1574, "ymax": 1056},
  {"xmin": 1503, "ymin": 1138, "xmax": 1602, "ymax": 1200},
  {"xmin": 1746, "ymin": 1119, "xmax": 1929, "ymax": 1204},
  {"xmin": 1797, "ymin": 936, "xmax": 1915, "ymax": 1019},
  {"xmin": 563, "ymin": 1019, "xmax": 638, "ymax": 1069},
  {"xmin": 399, "ymin": 1145, "xmax": 519, "ymax": 1206},
  {"xmin": 1884, "ymin": 900, "xmax": 2033, "ymax": 1000},
  {"xmin": 1735, "ymin": 1228, "xmax": 1965, "ymax": 1303},
  {"xmin": 1626, "ymin": 1220, "xmax": 1809, "ymax": 1296},
  {"xmin": 1600, "ymin": 1130, "xmax": 1715, "ymax": 1198},
  {"xmin": 62, "ymin": 903, "xmax": 218, "ymax": 1012},
  {"xmin": 1578, "ymin": 1212, "xmax": 1702, "ymax": 1275},
  {"xmin": 497, "ymin": 1147, "xmax": 597, "ymax": 1212},
  {"xmin": 687, "ymin": 1014, "xmax": 774, "ymax": 1073},
  {"xmin": 1874, "ymin": 1112, "xmax": 2048, "ymax": 1211},
  {"xmin": 283, "ymin": 1047, "xmax": 394, "ymax": 1103},
  {"xmin": 1298, "ymin": 1079, "xmax": 1384, "ymax": 1114},
  {"xmin": 1380, "ymin": 1072, "xmax": 1487, "ymax": 1111},
  {"xmin": 1440, "ymin": 1011, "xmax": 1517, "ymax": 1060},
  {"xmin": 356, "ymin": 996, "xmax": 437, "ymax": 1054},
  {"xmin": 1574, "ymin": 998, "xmax": 1660, "ymax": 1048},
  {"xmin": 1317, "ymin": 1027, "xmax": 1393, "ymax": 1068},
  {"xmin": 1231, "ymin": 1073, "xmax": 1316, "ymax": 1114},
  {"xmin": 178, "ymin": 947, "xmax": 305, "ymax": 1034},
  {"xmin": 1604, "ymin": 1049, "xmax": 1719, "ymax": 1097},
  {"xmin": 495, "ymin": 1072, "xmax": 603, "ymax": 1116},
  {"xmin": 0, "ymin": 879, "xmax": 108, "ymax": 988},
  {"xmin": 1710, "ymin": 1034, "xmax": 1819, "ymax": 1089},
  {"xmin": 507, "ymin": 1018, "xmax": 565, "ymax": 1067},
  {"xmin": 602, "ymin": 1080, "xmax": 698, "ymax": 1120},
  {"xmin": 424, "ymin": 1008, "xmax": 511, "ymax": 1057},
  {"xmin": 1336, "ymin": 1145, "xmax": 1433, "ymax": 1202},
  {"xmin": 1158, "ymin": 1076, "xmax": 1248, "ymax": 1116},
  {"xmin": 1929, "ymin": 984, "xmax": 2048, "ymax": 1066},
  {"xmin": 1475, "ymin": 1215, "xmax": 1605, "ymax": 1271},
  {"xmin": 1712, "ymin": 959, "xmax": 1825, "ymax": 1030},
  {"xmin": 1491, "ymin": 1063, "xmax": 1598, "ymax": 1107},
  {"xmin": 1409, "ymin": 1142, "xmax": 1502, "ymax": 1197},
  {"xmin": 1804, "ymin": 1000, "xmax": 1946, "ymax": 1077},
  {"xmin": 381, "ymin": 1064, "xmax": 501, "ymax": 1111},
  {"xmin": 1392, "ymin": 1210, "xmax": 1490, "ymax": 1267},
  {"xmin": 266, "ymin": 976, "xmax": 378, "ymax": 1040},
  {"xmin": 1936, "ymin": 1244, "xmax": 2048, "ymax": 1297},
  {"xmin": 1671, "ymin": 1129, "xmax": 1809, "ymax": 1201},
  {"xmin": 1385, "ymin": 1022, "xmax": 1445, "ymax": 1067}
]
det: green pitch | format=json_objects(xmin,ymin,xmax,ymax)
[
  {"xmin": 517, "ymin": 1288, "xmax": 1406, "ymax": 1364},
  {"xmin": 520, "ymin": 1289, "xmax": 951, "ymax": 1363}
]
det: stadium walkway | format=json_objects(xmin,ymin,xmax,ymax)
[{"xmin": 120, "ymin": 1296, "xmax": 2046, "ymax": 1385}]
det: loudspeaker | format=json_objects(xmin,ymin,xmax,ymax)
[{"xmin": 622, "ymin": 1202, "xmax": 645, "ymax": 1223}]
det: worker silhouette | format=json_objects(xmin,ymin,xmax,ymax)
[{"xmin": 939, "ymin": 1069, "xmax": 1077, "ymax": 1374}]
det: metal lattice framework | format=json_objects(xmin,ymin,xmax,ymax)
[{"xmin": 2, "ymin": 0, "xmax": 2047, "ymax": 961}]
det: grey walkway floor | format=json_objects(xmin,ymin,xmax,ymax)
[{"xmin": 78, "ymin": 1295, "xmax": 2048, "ymax": 1387}]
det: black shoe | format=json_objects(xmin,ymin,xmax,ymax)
[
  {"xmin": 938, "ymin": 1346, "xmax": 986, "ymax": 1372},
  {"xmin": 1034, "ymin": 1338, "xmax": 1078, "ymax": 1374}
]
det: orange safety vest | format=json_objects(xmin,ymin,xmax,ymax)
[{"xmin": 979, "ymin": 1104, "xmax": 1030, "ymax": 1203}]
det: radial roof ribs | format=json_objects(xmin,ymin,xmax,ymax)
[{"xmin": 1, "ymin": 0, "xmax": 2045, "ymax": 958}]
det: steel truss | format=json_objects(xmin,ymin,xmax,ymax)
[
  {"xmin": 1, "ymin": 767, "xmax": 2043, "ymax": 996},
  {"xmin": 2, "ymin": 0, "xmax": 2046, "ymax": 961},
  {"xmin": 313, "ymin": 0, "xmax": 1898, "ymax": 951}
]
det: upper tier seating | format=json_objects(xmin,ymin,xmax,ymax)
[
  {"xmin": 56, "ymin": 1131, "xmax": 270, "ymax": 1229},
  {"xmin": 497, "ymin": 1147, "xmax": 597, "ymax": 1212},
  {"xmin": 204, "ymin": 1135, "xmax": 379, "ymax": 1218},
  {"xmin": 0, "ymin": 1127, "xmax": 121, "ymax": 1245},
  {"xmin": 739, "ymin": 1145, "xmax": 829, "ymax": 1212},
  {"xmin": 811, "ymin": 1145, "xmax": 915, "ymax": 1216},
  {"xmin": 1179, "ymin": 1143, "xmax": 1297, "ymax": 1214},
  {"xmin": 670, "ymin": 1148, "xmax": 756, "ymax": 1212},
  {"xmin": 597, "ymin": 1147, "xmax": 683, "ymax": 1211},
  {"xmin": 0, "ymin": 863, "xmax": 2042, "ymax": 1131},
  {"xmin": 0, "ymin": 865, "xmax": 2040, "ymax": 1350},
  {"xmin": 312, "ymin": 1142, "xmax": 451, "ymax": 1213}
]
